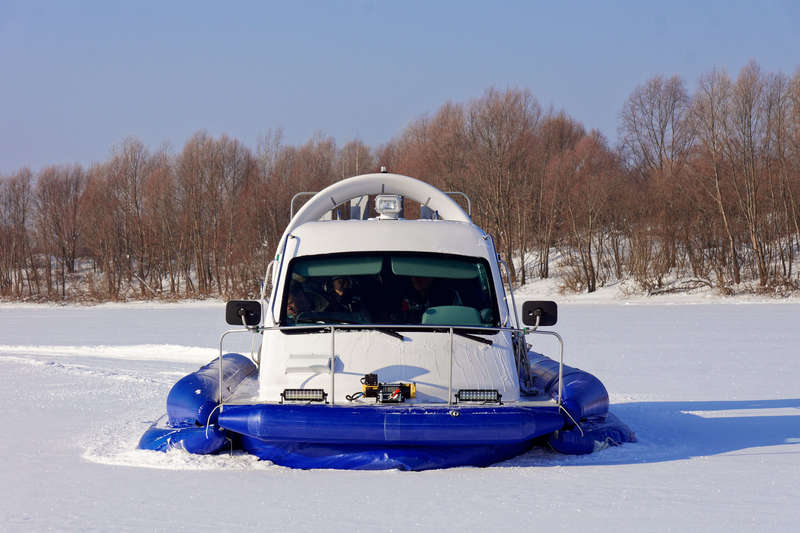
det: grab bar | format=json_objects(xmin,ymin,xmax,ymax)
[
  {"xmin": 220, "ymin": 323, "xmax": 562, "ymax": 407},
  {"xmin": 498, "ymin": 257, "xmax": 521, "ymax": 329}
]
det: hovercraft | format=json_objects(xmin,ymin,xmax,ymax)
[{"xmin": 139, "ymin": 172, "xmax": 635, "ymax": 470}]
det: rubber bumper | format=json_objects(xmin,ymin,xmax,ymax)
[{"xmin": 138, "ymin": 353, "xmax": 256, "ymax": 454}]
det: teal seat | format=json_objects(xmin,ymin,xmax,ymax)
[{"xmin": 421, "ymin": 305, "xmax": 483, "ymax": 326}]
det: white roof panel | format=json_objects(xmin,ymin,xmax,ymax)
[{"xmin": 288, "ymin": 219, "xmax": 492, "ymax": 259}]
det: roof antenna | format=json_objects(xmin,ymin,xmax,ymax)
[{"xmin": 380, "ymin": 166, "xmax": 388, "ymax": 173}]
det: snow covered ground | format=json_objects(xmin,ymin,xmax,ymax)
[{"xmin": 1, "ymin": 298, "xmax": 798, "ymax": 531}]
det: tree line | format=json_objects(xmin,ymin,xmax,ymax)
[{"xmin": 2, "ymin": 61, "xmax": 799, "ymax": 301}]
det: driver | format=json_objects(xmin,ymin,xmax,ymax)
[{"xmin": 286, "ymin": 283, "xmax": 312, "ymax": 321}]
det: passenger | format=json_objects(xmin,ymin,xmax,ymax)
[
  {"xmin": 324, "ymin": 276, "xmax": 363, "ymax": 314},
  {"xmin": 400, "ymin": 276, "xmax": 461, "ymax": 323}
]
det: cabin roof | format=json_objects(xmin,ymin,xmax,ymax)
[{"xmin": 287, "ymin": 219, "xmax": 493, "ymax": 259}]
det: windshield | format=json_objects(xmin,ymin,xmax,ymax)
[{"xmin": 280, "ymin": 252, "xmax": 499, "ymax": 328}]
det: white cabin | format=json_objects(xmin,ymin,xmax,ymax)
[{"xmin": 258, "ymin": 173, "xmax": 521, "ymax": 404}]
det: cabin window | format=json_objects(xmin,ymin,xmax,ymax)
[{"xmin": 281, "ymin": 252, "xmax": 499, "ymax": 328}]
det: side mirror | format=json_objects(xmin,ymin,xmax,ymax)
[
  {"xmin": 226, "ymin": 300, "xmax": 262, "ymax": 326},
  {"xmin": 521, "ymin": 300, "xmax": 557, "ymax": 327}
]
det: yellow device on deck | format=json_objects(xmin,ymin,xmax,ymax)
[{"xmin": 361, "ymin": 374, "xmax": 416, "ymax": 402}]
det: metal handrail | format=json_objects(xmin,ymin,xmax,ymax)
[
  {"xmin": 497, "ymin": 257, "xmax": 521, "ymax": 329},
  {"xmin": 448, "ymin": 327, "xmax": 454, "ymax": 405},
  {"xmin": 292, "ymin": 190, "xmax": 471, "ymax": 220},
  {"xmin": 445, "ymin": 191, "xmax": 472, "ymax": 218},
  {"xmin": 217, "ymin": 327, "xmax": 258, "ymax": 411},
  {"xmin": 259, "ymin": 260, "xmax": 275, "ymax": 304},
  {"xmin": 258, "ymin": 323, "xmax": 504, "ymax": 333},
  {"xmin": 523, "ymin": 329, "xmax": 565, "ymax": 406},
  {"xmin": 217, "ymin": 321, "xmax": 564, "ymax": 410},
  {"xmin": 330, "ymin": 326, "xmax": 336, "ymax": 405},
  {"xmin": 249, "ymin": 259, "xmax": 275, "ymax": 366},
  {"xmin": 269, "ymin": 234, "xmax": 296, "ymax": 324},
  {"xmin": 290, "ymin": 191, "xmax": 318, "ymax": 220}
]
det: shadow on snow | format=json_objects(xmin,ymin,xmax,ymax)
[{"xmin": 499, "ymin": 398, "xmax": 800, "ymax": 468}]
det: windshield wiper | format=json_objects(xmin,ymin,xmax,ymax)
[
  {"xmin": 452, "ymin": 329, "xmax": 494, "ymax": 346},
  {"xmin": 296, "ymin": 314, "xmax": 406, "ymax": 341},
  {"xmin": 375, "ymin": 328, "xmax": 405, "ymax": 341},
  {"xmin": 339, "ymin": 324, "xmax": 406, "ymax": 341}
]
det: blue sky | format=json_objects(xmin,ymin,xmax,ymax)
[{"xmin": 1, "ymin": 0, "xmax": 798, "ymax": 173}]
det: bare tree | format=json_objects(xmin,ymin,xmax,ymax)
[
  {"xmin": 534, "ymin": 113, "xmax": 585, "ymax": 278},
  {"xmin": 0, "ymin": 169, "xmax": 37, "ymax": 296},
  {"xmin": 555, "ymin": 133, "xmax": 619, "ymax": 292},
  {"xmin": 464, "ymin": 88, "xmax": 541, "ymax": 283},
  {"xmin": 692, "ymin": 68, "xmax": 741, "ymax": 285},
  {"xmin": 35, "ymin": 165, "xmax": 86, "ymax": 298},
  {"xmin": 620, "ymin": 75, "xmax": 694, "ymax": 178},
  {"xmin": 4, "ymin": 68, "xmax": 800, "ymax": 302}
]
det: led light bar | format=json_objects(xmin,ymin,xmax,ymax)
[
  {"xmin": 455, "ymin": 389, "xmax": 502, "ymax": 403},
  {"xmin": 281, "ymin": 388, "xmax": 327, "ymax": 403}
]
